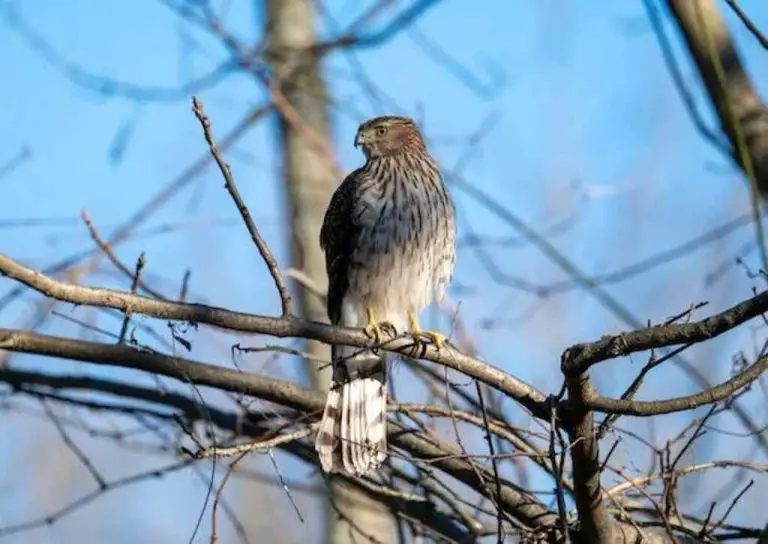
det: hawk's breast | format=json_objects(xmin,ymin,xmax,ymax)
[{"xmin": 347, "ymin": 166, "xmax": 455, "ymax": 318}]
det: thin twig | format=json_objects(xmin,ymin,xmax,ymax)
[
  {"xmin": 118, "ymin": 252, "xmax": 146, "ymax": 344},
  {"xmin": 602, "ymin": 460, "xmax": 767, "ymax": 500},
  {"xmin": 0, "ymin": 145, "xmax": 30, "ymax": 182},
  {"xmin": 723, "ymin": 0, "xmax": 768, "ymax": 49},
  {"xmin": 82, "ymin": 211, "xmax": 164, "ymax": 300},
  {"xmin": 179, "ymin": 269, "xmax": 191, "ymax": 302},
  {"xmin": 196, "ymin": 426, "xmax": 316, "ymax": 458},
  {"xmin": 234, "ymin": 343, "xmax": 329, "ymax": 365},
  {"xmin": 191, "ymin": 97, "xmax": 293, "ymax": 317},
  {"xmin": 267, "ymin": 449, "xmax": 305, "ymax": 523},
  {"xmin": 709, "ymin": 479, "xmax": 754, "ymax": 534},
  {"xmin": 210, "ymin": 448, "xmax": 247, "ymax": 544},
  {"xmin": 475, "ymin": 380, "xmax": 504, "ymax": 543},
  {"xmin": 442, "ymin": 366, "xmax": 496, "ymax": 522},
  {"xmin": 548, "ymin": 399, "xmax": 571, "ymax": 542},
  {"xmin": 642, "ymin": 0, "xmax": 728, "ymax": 152},
  {"xmin": 40, "ymin": 397, "xmax": 107, "ymax": 489},
  {"xmin": 285, "ymin": 267, "xmax": 327, "ymax": 300}
]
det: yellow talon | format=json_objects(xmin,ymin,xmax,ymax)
[
  {"xmin": 421, "ymin": 331, "xmax": 447, "ymax": 347},
  {"xmin": 408, "ymin": 311, "xmax": 446, "ymax": 347},
  {"xmin": 364, "ymin": 307, "xmax": 396, "ymax": 343}
]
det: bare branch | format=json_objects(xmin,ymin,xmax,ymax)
[
  {"xmin": 585, "ymin": 356, "xmax": 766, "ymax": 416},
  {"xmin": 723, "ymin": 0, "xmax": 768, "ymax": 49},
  {"xmin": 0, "ymin": 253, "xmax": 552, "ymax": 418},
  {"xmin": 0, "ymin": 327, "xmax": 321, "ymax": 412},
  {"xmin": 562, "ymin": 289, "xmax": 768, "ymax": 376},
  {"xmin": 0, "ymin": 329, "xmax": 560, "ymax": 537},
  {"xmin": 81, "ymin": 211, "xmax": 165, "ymax": 300},
  {"xmin": 0, "ymin": 145, "xmax": 30, "ymax": 182},
  {"xmin": 603, "ymin": 460, "xmax": 768, "ymax": 501},
  {"xmin": 451, "ymin": 169, "xmax": 768, "ymax": 451},
  {"xmin": 190, "ymin": 97, "xmax": 293, "ymax": 317},
  {"xmin": 564, "ymin": 374, "xmax": 614, "ymax": 543},
  {"xmin": 118, "ymin": 252, "xmax": 147, "ymax": 343},
  {"xmin": 196, "ymin": 426, "xmax": 317, "ymax": 459}
]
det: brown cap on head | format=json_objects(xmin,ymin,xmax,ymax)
[{"xmin": 355, "ymin": 116, "xmax": 426, "ymax": 159}]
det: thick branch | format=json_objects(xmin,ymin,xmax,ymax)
[
  {"xmin": 565, "ymin": 375, "xmax": 614, "ymax": 543},
  {"xmin": 0, "ymin": 253, "xmax": 551, "ymax": 419},
  {"xmin": 562, "ymin": 374, "xmax": 681, "ymax": 543},
  {"xmin": 562, "ymin": 289, "xmax": 768, "ymax": 375},
  {"xmin": 0, "ymin": 327, "xmax": 321, "ymax": 411}
]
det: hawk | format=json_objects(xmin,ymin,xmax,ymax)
[{"xmin": 315, "ymin": 116, "xmax": 456, "ymax": 475}]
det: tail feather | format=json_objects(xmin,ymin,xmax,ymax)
[
  {"xmin": 316, "ymin": 388, "xmax": 342, "ymax": 473},
  {"xmin": 351, "ymin": 386, "xmax": 364, "ymax": 470},
  {"xmin": 365, "ymin": 378, "xmax": 387, "ymax": 466},
  {"xmin": 315, "ymin": 377, "xmax": 387, "ymax": 475},
  {"xmin": 341, "ymin": 381, "xmax": 353, "ymax": 470}
]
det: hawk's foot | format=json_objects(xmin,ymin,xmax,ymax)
[
  {"xmin": 408, "ymin": 311, "xmax": 446, "ymax": 347},
  {"xmin": 364, "ymin": 308, "xmax": 396, "ymax": 343},
  {"xmin": 418, "ymin": 330, "xmax": 447, "ymax": 347}
]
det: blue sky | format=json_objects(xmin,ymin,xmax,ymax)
[{"xmin": 1, "ymin": 0, "xmax": 768, "ymax": 542}]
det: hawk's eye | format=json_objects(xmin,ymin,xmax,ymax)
[{"xmin": 375, "ymin": 126, "xmax": 387, "ymax": 136}]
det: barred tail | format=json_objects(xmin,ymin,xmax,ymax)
[{"xmin": 315, "ymin": 347, "xmax": 387, "ymax": 475}]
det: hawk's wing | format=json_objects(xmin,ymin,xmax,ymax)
[{"xmin": 320, "ymin": 168, "xmax": 363, "ymax": 325}]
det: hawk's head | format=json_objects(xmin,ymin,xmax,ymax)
[{"xmin": 355, "ymin": 116, "xmax": 426, "ymax": 159}]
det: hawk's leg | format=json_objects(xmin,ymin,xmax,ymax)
[
  {"xmin": 408, "ymin": 311, "xmax": 446, "ymax": 347},
  {"xmin": 363, "ymin": 307, "xmax": 397, "ymax": 344}
]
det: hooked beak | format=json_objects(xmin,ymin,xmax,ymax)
[{"xmin": 354, "ymin": 131, "xmax": 364, "ymax": 148}]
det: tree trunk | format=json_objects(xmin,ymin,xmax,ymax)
[{"xmin": 262, "ymin": 1, "xmax": 396, "ymax": 542}]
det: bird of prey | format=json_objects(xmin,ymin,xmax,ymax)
[{"xmin": 315, "ymin": 116, "xmax": 456, "ymax": 475}]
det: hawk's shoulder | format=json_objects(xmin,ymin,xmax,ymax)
[{"xmin": 321, "ymin": 168, "xmax": 361, "ymax": 251}]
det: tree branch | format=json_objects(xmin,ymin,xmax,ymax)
[
  {"xmin": 723, "ymin": 0, "xmax": 768, "ymax": 50},
  {"xmin": 585, "ymin": 355, "xmax": 767, "ymax": 416},
  {"xmin": 0, "ymin": 328, "xmax": 559, "ymax": 537},
  {"xmin": 564, "ymin": 374, "xmax": 614, "ymax": 543},
  {"xmin": 190, "ymin": 97, "xmax": 293, "ymax": 317},
  {"xmin": 0, "ymin": 367, "xmax": 470, "ymax": 541},
  {"xmin": 562, "ymin": 289, "xmax": 768, "ymax": 376},
  {"xmin": 0, "ymin": 253, "xmax": 551, "ymax": 419}
]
